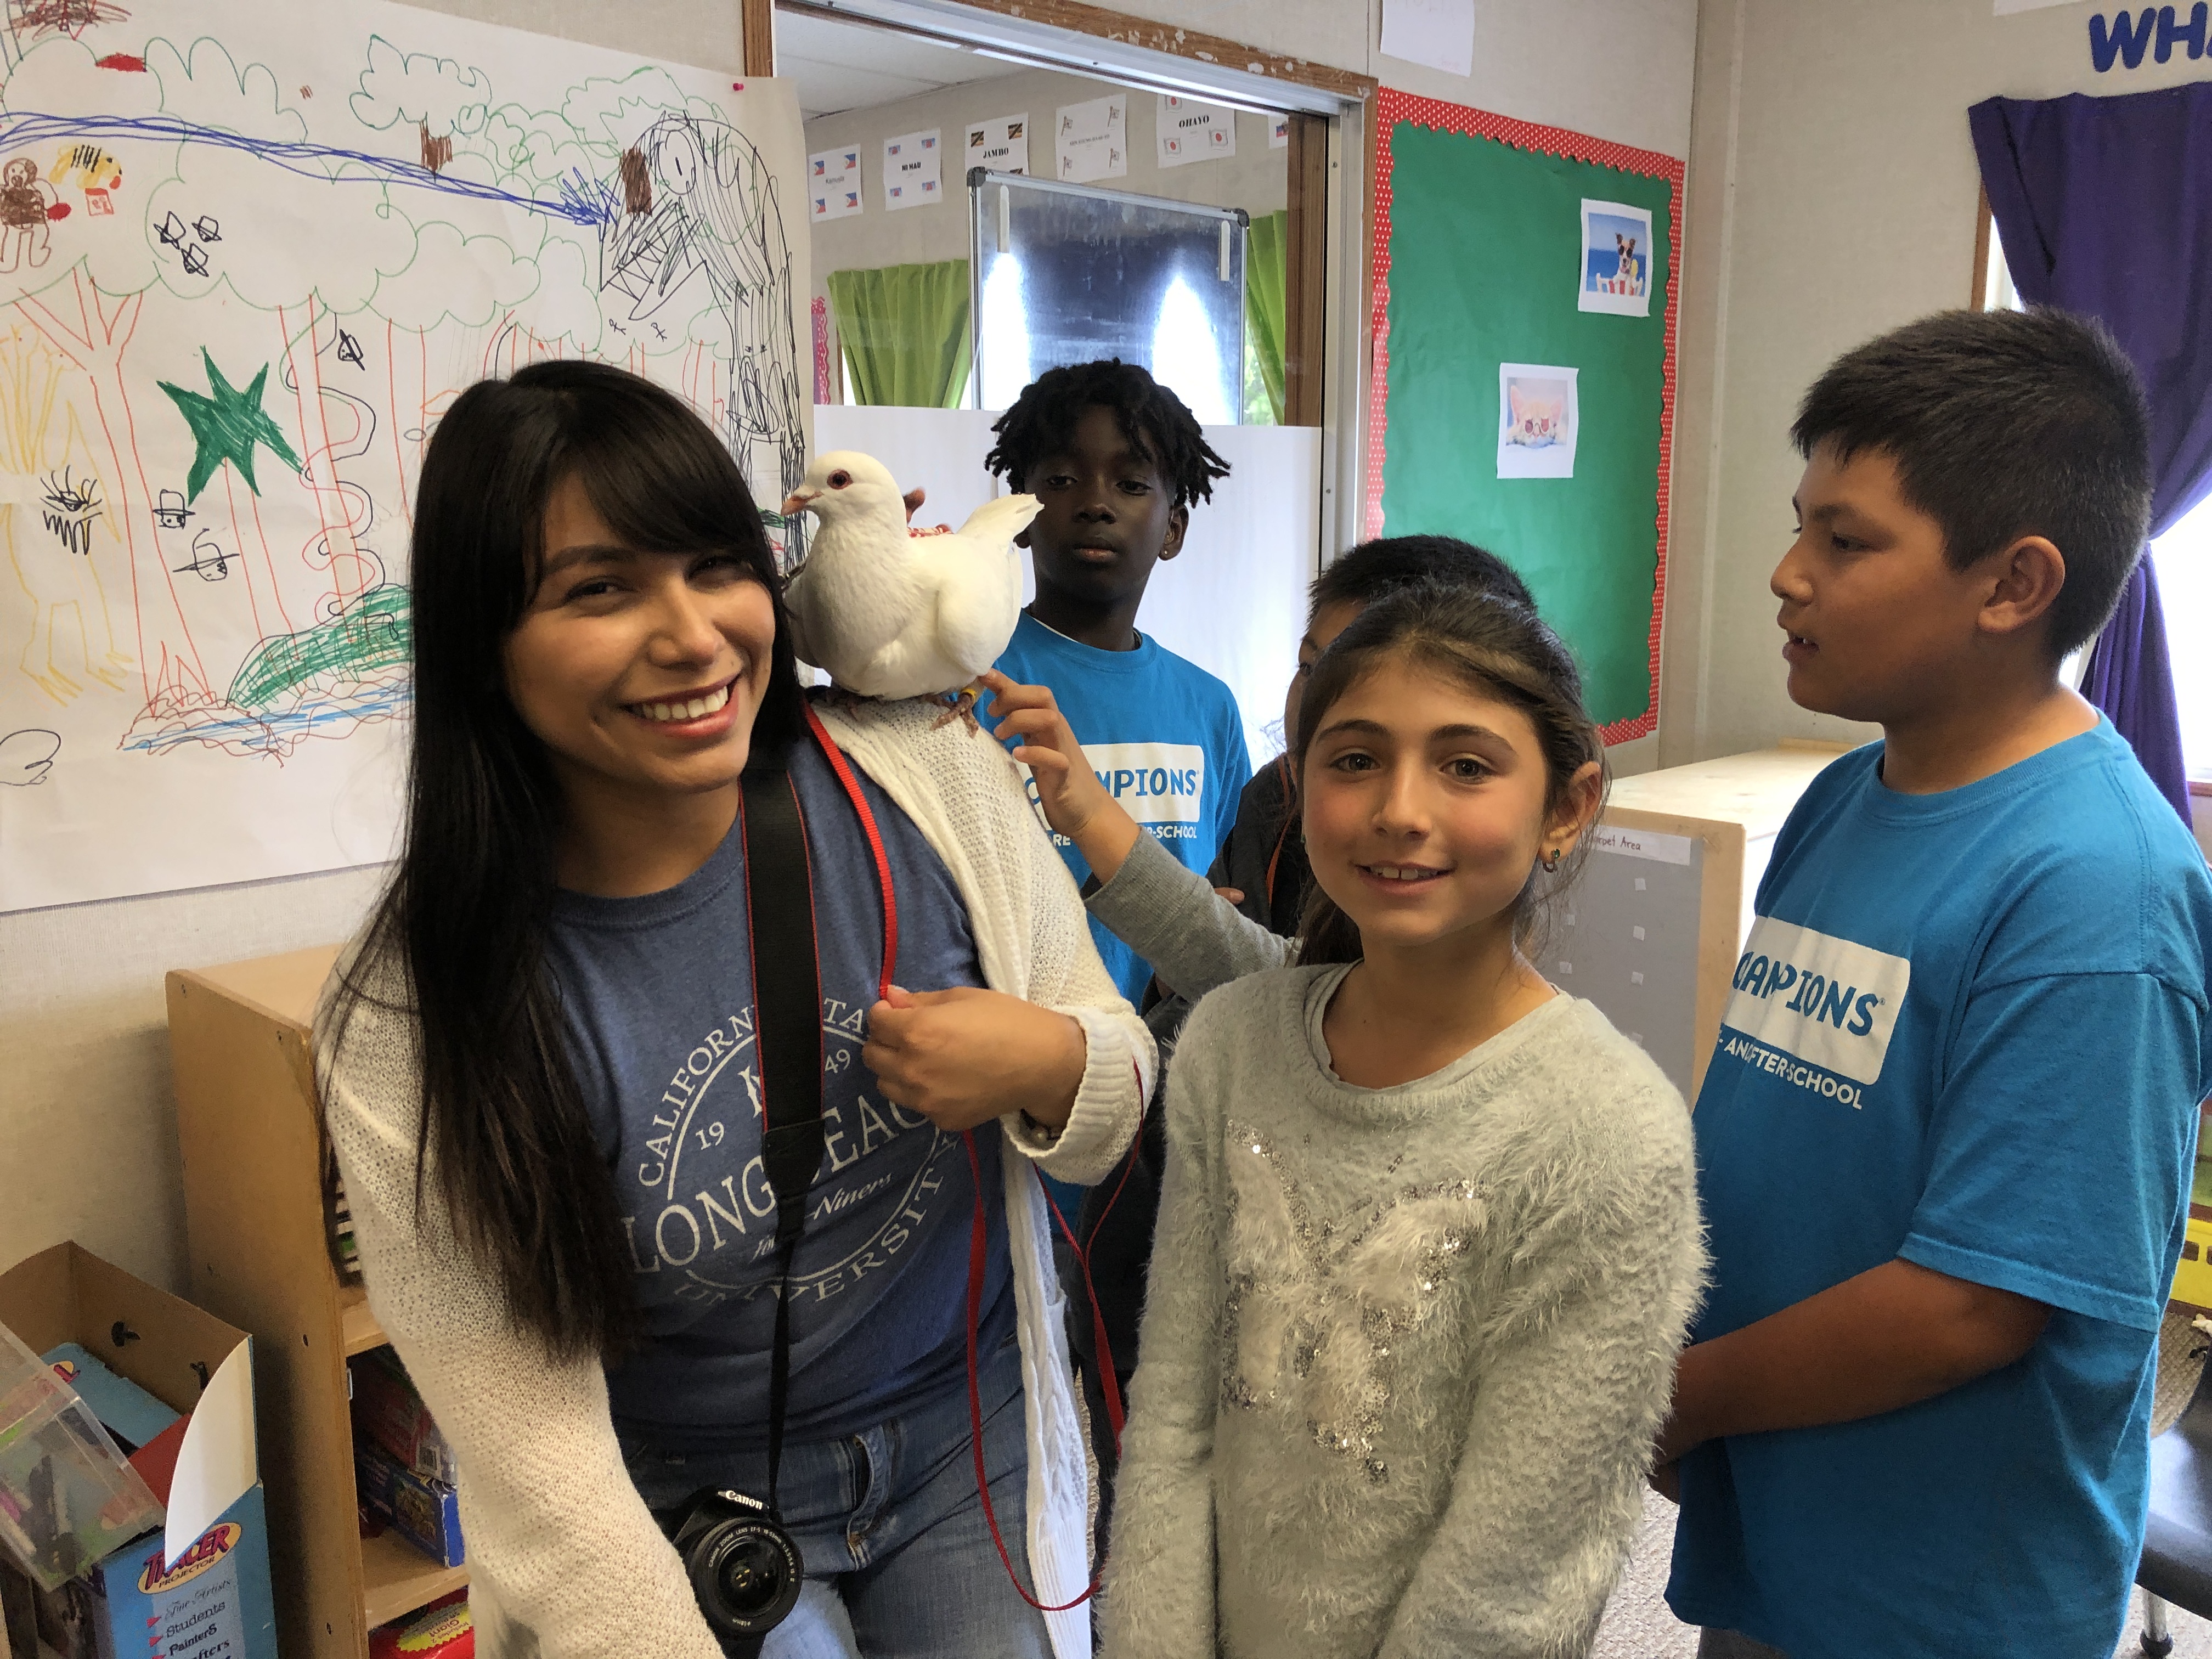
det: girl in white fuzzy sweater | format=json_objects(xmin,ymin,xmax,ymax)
[{"xmin": 1077, "ymin": 584, "xmax": 1706, "ymax": 1658}]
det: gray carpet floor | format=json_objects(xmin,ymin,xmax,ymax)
[{"xmin": 1589, "ymin": 1310, "xmax": 2212, "ymax": 1659}]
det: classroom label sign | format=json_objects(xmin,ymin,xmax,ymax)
[{"xmin": 1586, "ymin": 823, "xmax": 1693, "ymax": 865}]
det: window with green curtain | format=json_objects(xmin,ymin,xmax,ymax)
[
  {"xmin": 826, "ymin": 259, "xmax": 972, "ymax": 408},
  {"xmin": 1243, "ymin": 210, "xmax": 1289, "ymax": 426}
]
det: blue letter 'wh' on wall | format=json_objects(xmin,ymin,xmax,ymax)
[{"xmin": 2092, "ymin": 7, "xmax": 2206, "ymax": 71}]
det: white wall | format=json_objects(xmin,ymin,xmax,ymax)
[
  {"xmin": 1093, "ymin": 0, "xmax": 1697, "ymax": 158},
  {"xmin": 1664, "ymin": 0, "xmax": 2208, "ymax": 766},
  {"xmin": 2, "ymin": 0, "xmax": 1700, "ymax": 1298}
]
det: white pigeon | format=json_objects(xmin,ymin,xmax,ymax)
[{"xmin": 780, "ymin": 450, "xmax": 1041, "ymax": 709}]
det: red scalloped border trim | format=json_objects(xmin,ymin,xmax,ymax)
[
  {"xmin": 812, "ymin": 295, "xmax": 832, "ymax": 406},
  {"xmin": 1367, "ymin": 88, "xmax": 1683, "ymax": 747}
]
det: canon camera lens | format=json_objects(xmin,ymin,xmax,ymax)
[{"xmin": 662, "ymin": 1487, "xmax": 804, "ymax": 1656}]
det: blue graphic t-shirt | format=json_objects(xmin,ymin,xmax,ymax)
[
  {"xmin": 994, "ymin": 610, "xmax": 1252, "ymax": 1005},
  {"xmin": 1666, "ymin": 720, "xmax": 2212, "ymax": 1659},
  {"xmin": 545, "ymin": 735, "xmax": 1015, "ymax": 1451}
]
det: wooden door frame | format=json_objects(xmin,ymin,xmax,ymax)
[
  {"xmin": 743, "ymin": 0, "xmax": 776, "ymax": 76},
  {"xmin": 1282, "ymin": 111, "xmax": 1331, "ymax": 426},
  {"xmin": 743, "ymin": 0, "xmax": 1372, "ymax": 101},
  {"xmin": 743, "ymin": 0, "xmax": 1370, "ymax": 437}
]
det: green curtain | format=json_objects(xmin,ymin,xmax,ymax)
[
  {"xmin": 1243, "ymin": 211, "xmax": 1289, "ymax": 426},
  {"xmin": 826, "ymin": 260, "xmax": 972, "ymax": 408}
]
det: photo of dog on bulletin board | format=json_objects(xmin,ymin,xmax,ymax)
[
  {"xmin": 1496, "ymin": 363, "xmax": 1579, "ymax": 478},
  {"xmin": 1579, "ymin": 198, "xmax": 1654, "ymax": 315}
]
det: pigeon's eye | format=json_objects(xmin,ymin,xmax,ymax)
[{"xmin": 828, "ymin": 471, "xmax": 852, "ymax": 489}]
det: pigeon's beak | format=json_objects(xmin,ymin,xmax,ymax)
[{"xmin": 781, "ymin": 489, "xmax": 818, "ymax": 516}]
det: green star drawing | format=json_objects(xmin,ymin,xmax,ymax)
[{"xmin": 158, "ymin": 350, "xmax": 303, "ymax": 503}]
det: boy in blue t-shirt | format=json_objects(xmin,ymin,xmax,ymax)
[
  {"xmin": 985, "ymin": 359, "xmax": 1251, "ymax": 1007},
  {"xmin": 1659, "ymin": 308, "xmax": 2212, "ymax": 1659}
]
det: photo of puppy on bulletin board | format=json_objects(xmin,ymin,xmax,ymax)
[{"xmin": 1579, "ymin": 198, "xmax": 1654, "ymax": 315}]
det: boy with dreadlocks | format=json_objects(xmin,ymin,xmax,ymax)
[{"xmin": 988, "ymin": 359, "xmax": 1251, "ymax": 1013}]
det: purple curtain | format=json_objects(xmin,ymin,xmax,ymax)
[{"xmin": 1970, "ymin": 86, "xmax": 2209, "ymax": 823}]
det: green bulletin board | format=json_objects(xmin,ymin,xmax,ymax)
[{"xmin": 1368, "ymin": 91, "xmax": 1681, "ymax": 741}]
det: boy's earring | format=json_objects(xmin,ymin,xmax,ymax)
[{"xmin": 1541, "ymin": 848, "xmax": 1563, "ymax": 873}]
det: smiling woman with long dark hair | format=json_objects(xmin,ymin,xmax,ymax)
[{"xmin": 316, "ymin": 361, "xmax": 1150, "ymax": 1659}]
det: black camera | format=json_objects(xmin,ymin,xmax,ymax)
[{"xmin": 659, "ymin": 1486, "xmax": 804, "ymax": 1657}]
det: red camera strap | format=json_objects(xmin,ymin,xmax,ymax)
[{"xmin": 803, "ymin": 703, "xmax": 1143, "ymax": 1615}]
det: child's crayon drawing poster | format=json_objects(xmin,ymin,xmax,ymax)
[
  {"xmin": 1579, "ymin": 198, "xmax": 1652, "ymax": 317},
  {"xmin": 1368, "ymin": 91, "xmax": 1679, "ymax": 743},
  {"xmin": 0, "ymin": 0, "xmax": 810, "ymax": 911}
]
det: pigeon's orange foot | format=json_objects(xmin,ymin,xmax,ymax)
[{"xmin": 929, "ymin": 687, "xmax": 981, "ymax": 733}]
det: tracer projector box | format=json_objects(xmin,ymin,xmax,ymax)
[{"xmin": 0, "ymin": 1242, "xmax": 277, "ymax": 1659}]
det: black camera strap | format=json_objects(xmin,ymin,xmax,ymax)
[
  {"xmin": 743, "ymin": 706, "xmax": 1118, "ymax": 1617},
  {"xmin": 737, "ymin": 759, "xmax": 825, "ymax": 1515}
]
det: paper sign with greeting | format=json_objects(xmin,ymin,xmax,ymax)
[
  {"xmin": 966, "ymin": 114, "xmax": 1029, "ymax": 177},
  {"xmin": 884, "ymin": 128, "xmax": 942, "ymax": 210},
  {"xmin": 1055, "ymin": 94, "xmax": 1126, "ymax": 183},
  {"xmin": 809, "ymin": 146, "xmax": 861, "ymax": 221},
  {"xmin": 1157, "ymin": 94, "xmax": 1236, "ymax": 168}
]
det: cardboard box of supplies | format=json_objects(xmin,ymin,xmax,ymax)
[{"xmin": 0, "ymin": 1242, "xmax": 278, "ymax": 1659}]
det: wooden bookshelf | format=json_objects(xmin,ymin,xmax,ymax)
[
  {"xmin": 168, "ymin": 945, "xmax": 465, "ymax": 1659},
  {"xmin": 360, "ymin": 1531, "xmax": 468, "ymax": 1630},
  {"xmin": 339, "ymin": 1283, "xmax": 386, "ymax": 1357}
]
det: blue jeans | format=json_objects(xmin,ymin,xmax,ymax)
[{"xmin": 622, "ymin": 1339, "xmax": 1052, "ymax": 1659}]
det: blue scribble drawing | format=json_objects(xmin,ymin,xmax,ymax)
[{"xmin": 0, "ymin": 109, "xmax": 611, "ymax": 224}]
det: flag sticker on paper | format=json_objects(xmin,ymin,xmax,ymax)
[
  {"xmin": 1056, "ymin": 93, "xmax": 1126, "ymax": 183},
  {"xmin": 1269, "ymin": 115, "xmax": 1290, "ymax": 149},
  {"xmin": 1157, "ymin": 94, "xmax": 1236, "ymax": 167},
  {"xmin": 884, "ymin": 128, "xmax": 942, "ymax": 210},
  {"xmin": 809, "ymin": 146, "xmax": 861, "ymax": 221},
  {"xmin": 966, "ymin": 114, "xmax": 1030, "ymax": 176}
]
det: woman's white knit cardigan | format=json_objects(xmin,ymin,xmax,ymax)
[{"xmin": 314, "ymin": 698, "xmax": 1155, "ymax": 1659}]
